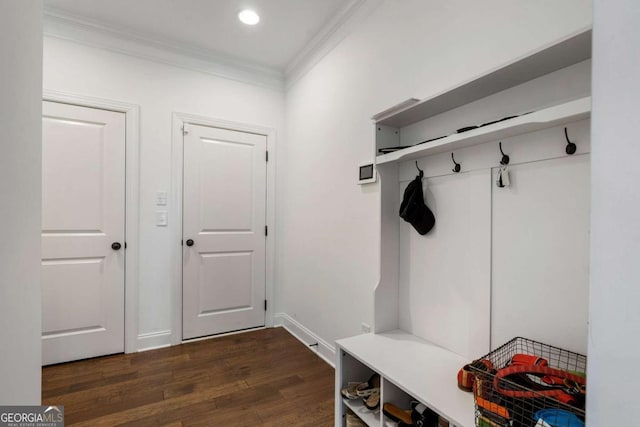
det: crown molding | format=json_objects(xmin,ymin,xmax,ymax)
[
  {"xmin": 43, "ymin": 7, "xmax": 285, "ymax": 91},
  {"xmin": 284, "ymin": 0, "xmax": 384, "ymax": 89}
]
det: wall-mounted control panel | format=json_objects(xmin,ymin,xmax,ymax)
[{"xmin": 358, "ymin": 162, "xmax": 377, "ymax": 185}]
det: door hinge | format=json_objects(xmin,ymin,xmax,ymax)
[
  {"xmin": 265, "ymin": 225, "xmax": 268, "ymax": 237},
  {"xmin": 124, "ymin": 242, "xmax": 127, "ymax": 249},
  {"xmin": 182, "ymin": 124, "xmax": 190, "ymax": 136},
  {"xmin": 264, "ymin": 300, "xmax": 267, "ymax": 311},
  {"xmin": 181, "ymin": 239, "xmax": 183, "ymax": 246},
  {"xmin": 265, "ymin": 150, "xmax": 269, "ymax": 162}
]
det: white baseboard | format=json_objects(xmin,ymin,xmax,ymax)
[
  {"xmin": 137, "ymin": 330, "xmax": 172, "ymax": 352},
  {"xmin": 274, "ymin": 313, "xmax": 336, "ymax": 367},
  {"xmin": 135, "ymin": 318, "xmax": 338, "ymax": 365},
  {"xmin": 182, "ymin": 326, "xmax": 266, "ymax": 344}
]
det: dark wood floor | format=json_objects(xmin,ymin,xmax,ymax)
[{"xmin": 42, "ymin": 328, "xmax": 334, "ymax": 426}]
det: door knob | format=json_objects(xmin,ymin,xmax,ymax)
[
  {"xmin": 186, "ymin": 239, "xmax": 194, "ymax": 247},
  {"xmin": 111, "ymin": 242, "xmax": 122, "ymax": 250}
]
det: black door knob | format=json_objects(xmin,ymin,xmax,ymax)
[
  {"xmin": 111, "ymin": 242, "xmax": 122, "ymax": 250},
  {"xmin": 186, "ymin": 239, "xmax": 194, "ymax": 247}
]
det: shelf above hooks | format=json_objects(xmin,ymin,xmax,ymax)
[
  {"xmin": 375, "ymin": 97, "xmax": 590, "ymax": 166},
  {"xmin": 372, "ymin": 29, "xmax": 591, "ymax": 128}
]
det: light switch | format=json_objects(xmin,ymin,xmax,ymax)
[
  {"xmin": 156, "ymin": 191, "xmax": 168, "ymax": 206},
  {"xmin": 156, "ymin": 210, "xmax": 168, "ymax": 226}
]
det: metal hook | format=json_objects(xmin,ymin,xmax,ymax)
[
  {"xmin": 451, "ymin": 153, "xmax": 461, "ymax": 173},
  {"xmin": 415, "ymin": 161, "xmax": 424, "ymax": 178},
  {"xmin": 564, "ymin": 127, "xmax": 577, "ymax": 155},
  {"xmin": 499, "ymin": 142, "xmax": 510, "ymax": 165}
]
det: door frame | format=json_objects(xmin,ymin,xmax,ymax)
[
  {"xmin": 171, "ymin": 112, "xmax": 276, "ymax": 345},
  {"xmin": 43, "ymin": 89, "xmax": 141, "ymax": 354}
]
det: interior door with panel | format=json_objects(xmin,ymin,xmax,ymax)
[
  {"xmin": 41, "ymin": 101, "xmax": 126, "ymax": 365},
  {"xmin": 182, "ymin": 124, "xmax": 267, "ymax": 340}
]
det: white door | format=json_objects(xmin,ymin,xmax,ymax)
[
  {"xmin": 182, "ymin": 123, "xmax": 267, "ymax": 340},
  {"xmin": 41, "ymin": 101, "xmax": 126, "ymax": 365}
]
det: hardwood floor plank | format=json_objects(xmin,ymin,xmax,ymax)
[
  {"xmin": 45, "ymin": 371, "xmax": 173, "ymax": 411},
  {"xmin": 70, "ymin": 381, "xmax": 247, "ymax": 426},
  {"xmin": 62, "ymin": 373, "xmax": 169, "ymax": 413},
  {"xmin": 43, "ymin": 371, "xmax": 140, "ymax": 400},
  {"xmin": 256, "ymin": 384, "xmax": 335, "ymax": 426},
  {"xmin": 42, "ymin": 328, "xmax": 334, "ymax": 426},
  {"xmin": 64, "ymin": 388, "xmax": 166, "ymax": 425},
  {"xmin": 114, "ymin": 395, "xmax": 224, "ymax": 426},
  {"xmin": 182, "ymin": 406, "xmax": 263, "ymax": 427}
]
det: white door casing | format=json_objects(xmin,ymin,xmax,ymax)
[
  {"xmin": 182, "ymin": 124, "xmax": 267, "ymax": 339},
  {"xmin": 41, "ymin": 101, "xmax": 126, "ymax": 365}
]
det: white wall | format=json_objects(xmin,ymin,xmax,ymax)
[
  {"xmin": 43, "ymin": 37, "xmax": 285, "ymax": 349},
  {"xmin": 0, "ymin": 0, "xmax": 43, "ymax": 404},
  {"xmin": 280, "ymin": 0, "xmax": 592, "ymax": 356},
  {"xmin": 588, "ymin": 0, "xmax": 640, "ymax": 424}
]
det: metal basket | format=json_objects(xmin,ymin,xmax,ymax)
[{"xmin": 468, "ymin": 337, "xmax": 586, "ymax": 427}]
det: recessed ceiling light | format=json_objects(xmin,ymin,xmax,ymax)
[{"xmin": 238, "ymin": 9, "xmax": 260, "ymax": 25}]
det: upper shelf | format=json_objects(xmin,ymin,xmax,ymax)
[
  {"xmin": 376, "ymin": 96, "xmax": 591, "ymax": 165},
  {"xmin": 372, "ymin": 29, "xmax": 591, "ymax": 128}
]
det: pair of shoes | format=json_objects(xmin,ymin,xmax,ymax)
[
  {"xmin": 383, "ymin": 401, "xmax": 441, "ymax": 426},
  {"xmin": 345, "ymin": 410, "xmax": 367, "ymax": 427},
  {"xmin": 363, "ymin": 388, "xmax": 380, "ymax": 410},
  {"xmin": 341, "ymin": 382, "xmax": 364, "ymax": 400},
  {"xmin": 357, "ymin": 373, "xmax": 380, "ymax": 410},
  {"xmin": 341, "ymin": 373, "xmax": 381, "ymax": 403},
  {"xmin": 411, "ymin": 401, "xmax": 439, "ymax": 426},
  {"xmin": 383, "ymin": 402, "xmax": 412, "ymax": 425}
]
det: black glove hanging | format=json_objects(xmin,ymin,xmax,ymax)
[{"xmin": 399, "ymin": 172, "xmax": 435, "ymax": 235}]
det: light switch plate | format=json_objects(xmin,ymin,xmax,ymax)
[
  {"xmin": 156, "ymin": 210, "xmax": 168, "ymax": 226},
  {"xmin": 156, "ymin": 191, "xmax": 168, "ymax": 206}
]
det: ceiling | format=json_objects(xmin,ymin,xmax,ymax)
[{"xmin": 43, "ymin": 0, "xmax": 355, "ymax": 72}]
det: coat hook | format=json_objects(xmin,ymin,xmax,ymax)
[
  {"xmin": 415, "ymin": 161, "xmax": 424, "ymax": 178},
  {"xmin": 499, "ymin": 142, "xmax": 510, "ymax": 165},
  {"xmin": 564, "ymin": 127, "xmax": 577, "ymax": 155},
  {"xmin": 451, "ymin": 153, "xmax": 461, "ymax": 173}
]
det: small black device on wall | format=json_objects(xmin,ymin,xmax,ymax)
[{"xmin": 358, "ymin": 162, "xmax": 377, "ymax": 184}]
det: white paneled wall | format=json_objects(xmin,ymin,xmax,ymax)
[
  {"xmin": 492, "ymin": 155, "xmax": 590, "ymax": 354},
  {"xmin": 396, "ymin": 119, "xmax": 591, "ymax": 358},
  {"xmin": 399, "ymin": 170, "xmax": 491, "ymax": 359}
]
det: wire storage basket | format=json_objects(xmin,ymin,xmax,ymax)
[{"xmin": 468, "ymin": 337, "xmax": 586, "ymax": 427}]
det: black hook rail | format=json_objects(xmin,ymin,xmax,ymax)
[{"xmin": 415, "ymin": 161, "xmax": 424, "ymax": 178}]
